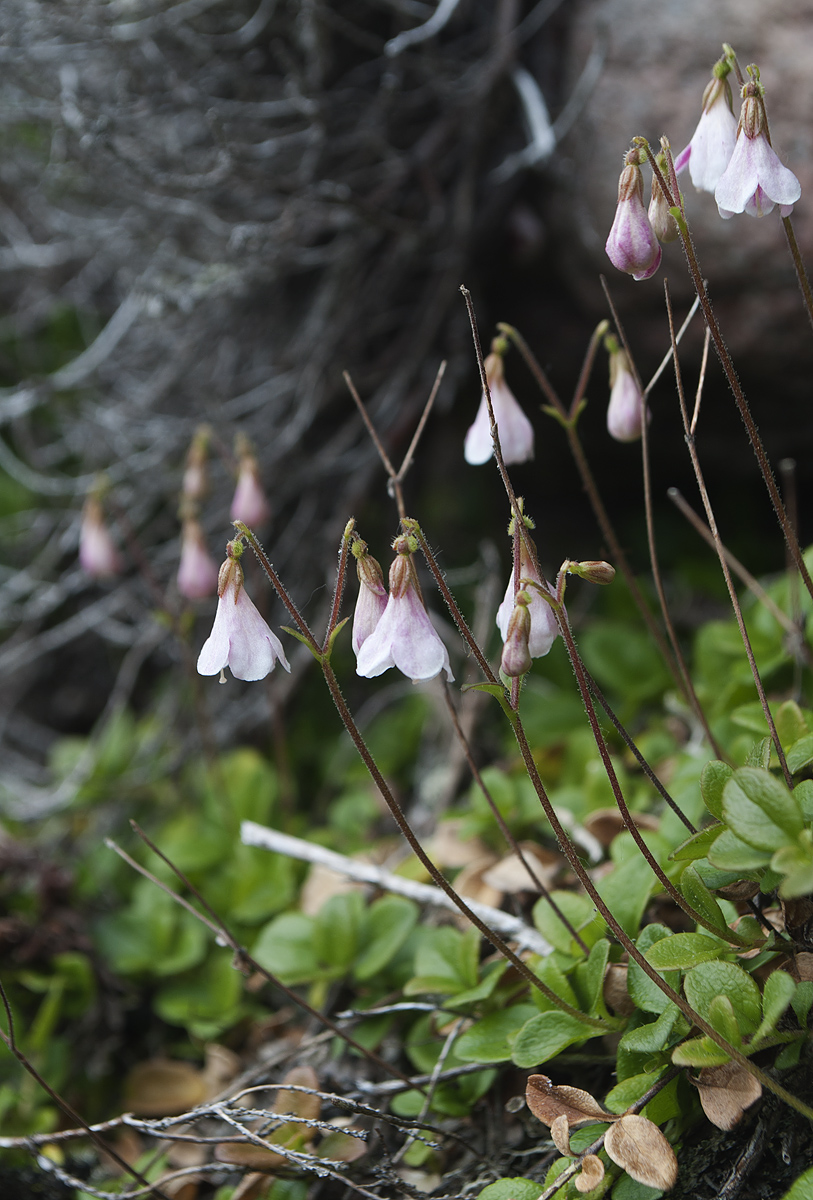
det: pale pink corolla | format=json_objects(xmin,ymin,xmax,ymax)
[
  {"xmin": 79, "ymin": 497, "xmax": 122, "ymax": 579},
  {"xmin": 496, "ymin": 540, "xmax": 557, "ymax": 660},
  {"xmin": 351, "ymin": 548, "xmax": 388, "ymax": 655},
  {"xmin": 464, "ymin": 351, "xmax": 534, "ymax": 466},
  {"xmin": 605, "ymin": 155, "xmax": 662, "ymax": 281},
  {"xmin": 500, "ymin": 591, "xmax": 533, "ymax": 677},
  {"xmin": 230, "ymin": 459, "xmax": 271, "ymax": 527},
  {"xmin": 607, "ymin": 351, "xmax": 645, "ymax": 443},
  {"xmin": 177, "ymin": 519, "xmax": 219, "ymax": 600},
  {"xmin": 356, "ymin": 542, "xmax": 453, "ymax": 682},
  {"xmin": 715, "ymin": 120, "xmax": 801, "ymax": 219},
  {"xmin": 197, "ymin": 554, "xmax": 290, "ymax": 681},
  {"xmin": 674, "ymin": 75, "xmax": 738, "ymax": 194}
]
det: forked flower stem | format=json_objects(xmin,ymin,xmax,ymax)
[
  {"xmin": 601, "ymin": 278, "xmax": 725, "ymax": 761},
  {"xmin": 662, "ymin": 281, "xmax": 793, "ymax": 788},
  {"xmin": 641, "ymin": 140, "xmax": 813, "ymax": 606}
]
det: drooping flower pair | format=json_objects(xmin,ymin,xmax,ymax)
[
  {"xmin": 605, "ymin": 149, "xmax": 664, "ymax": 282},
  {"xmin": 353, "ymin": 536, "xmax": 453, "ymax": 682},
  {"xmin": 197, "ymin": 541, "xmax": 290, "ymax": 681},
  {"xmin": 676, "ymin": 56, "xmax": 800, "ymax": 219}
]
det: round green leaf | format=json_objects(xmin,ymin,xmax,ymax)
[{"xmin": 683, "ymin": 960, "xmax": 761, "ymax": 1035}]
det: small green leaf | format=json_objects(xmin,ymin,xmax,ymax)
[
  {"xmin": 573, "ymin": 938, "xmax": 611, "ymax": 1017},
  {"xmin": 751, "ymin": 969, "xmax": 796, "ymax": 1043},
  {"xmin": 772, "ymin": 831, "xmax": 813, "ymax": 897},
  {"xmin": 776, "ymin": 700, "xmax": 810, "ymax": 750},
  {"xmin": 605, "ymin": 1068, "xmax": 669, "ymax": 1114},
  {"xmin": 533, "ymin": 890, "xmax": 596, "ymax": 956},
  {"xmin": 724, "ymin": 768, "xmax": 803, "ymax": 845},
  {"xmin": 707, "ymin": 994, "xmax": 741, "ymax": 1047},
  {"xmin": 671, "ymin": 1035, "xmax": 730, "ymax": 1068},
  {"xmin": 628, "ymin": 925, "xmax": 679, "ymax": 1014},
  {"xmin": 787, "ymin": 734, "xmax": 813, "ymax": 775},
  {"xmin": 511, "ymin": 1011, "xmax": 595, "ymax": 1068},
  {"xmin": 792, "ymin": 981, "xmax": 813, "ymax": 1027},
  {"xmin": 684, "ymin": 960, "xmax": 761, "ymax": 1035},
  {"xmin": 354, "ymin": 896, "xmax": 417, "ymax": 981},
  {"xmin": 478, "ymin": 1180, "xmax": 546, "ymax": 1200},
  {"xmin": 707, "ymin": 828, "xmax": 772, "ymax": 871},
  {"xmin": 646, "ymin": 933, "xmax": 725, "ymax": 971},
  {"xmin": 680, "ymin": 864, "xmax": 729, "ymax": 935},
  {"xmin": 701, "ymin": 760, "xmax": 733, "ymax": 821},
  {"xmin": 778, "ymin": 1165, "xmax": 813, "ymax": 1200},
  {"xmin": 618, "ymin": 1004, "xmax": 683, "ymax": 1056},
  {"xmin": 454, "ymin": 1005, "xmax": 537, "ymax": 1064},
  {"xmin": 670, "ymin": 825, "xmax": 722, "ymax": 862},
  {"xmin": 793, "ymin": 779, "xmax": 813, "ymax": 821}
]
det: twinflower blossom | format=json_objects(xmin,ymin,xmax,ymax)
[
  {"xmin": 356, "ymin": 537, "xmax": 453, "ymax": 681},
  {"xmin": 197, "ymin": 547, "xmax": 290, "ymax": 681},
  {"xmin": 177, "ymin": 518, "xmax": 219, "ymax": 600},
  {"xmin": 496, "ymin": 537, "xmax": 557, "ymax": 660},
  {"xmin": 79, "ymin": 495, "xmax": 122, "ymax": 579},
  {"xmin": 605, "ymin": 150, "xmax": 661, "ymax": 281},
  {"xmin": 715, "ymin": 74, "xmax": 801, "ymax": 219},
  {"xmin": 674, "ymin": 67, "xmax": 738, "ymax": 193},
  {"xmin": 464, "ymin": 347, "xmax": 534, "ymax": 466},
  {"xmin": 606, "ymin": 344, "xmax": 645, "ymax": 443},
  {"xmin": 230, "ymin": 435, "xmax": 270, "ymax": 527},
  {"xmin": 351, "ymin": 541, "xmax": 388, "ymax": 654}
]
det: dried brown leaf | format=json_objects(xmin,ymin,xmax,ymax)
[
  {"xmin": 604, "ymin": 1115, "xmax": 677, "ymax": 1191},
  {"xmin": 318, "ymin": 1129, "xmax": 367, "ymax": 1164},
  {"xmin": 454, "ymin": 855, "xmax": 502, "ymax": 910},
  {"xmin": 603, "ymin": 963, "xmax": 635, "ymax": 1017},
  {"xmin": 123, "ymin": 1059, "xmax": 208, "ymax": 1117},
  {"xmin": 575, "ymin": 1155, "xmax": 605, "ymax": 1194},
  {"xmin": 230, "ymin": 1172, "xmax": 273, "ymax": 1200},
  {"xmin": 526, "ymin": 1075, "xmax": 614, "ymax": 1127},
  {"xmin": 481, "ymin": 844, "xmax": 561, "ymax": 893},
  {"xmin": 214, "ymin": 1140, "xmax": 287, "ymax": 1171},
  {"xmin": 550, "ymin": 1114, "xmax": 572, "ymax": 1157},
  {"xmin": 793, "ymin": 951, "xmax": 813, "ymax": 982},
  {"xmin": 695, "ymin": 1061, "xmax": 762, "ymax": 1130},
  {"xmin": 425, "ymin": 820, "xmax": 491, "ymax": 868},
  {"xmin": 274, "ymin": 1065, "xmax": 321, "ymax": 1119},
  {"xmin": 583, "ymin": 808, "xmax": 659, "ymax": 847}
]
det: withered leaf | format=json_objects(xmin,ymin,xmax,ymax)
[
  {"xmin": 695, "ymin": 1061, "xmax": 762, "ymax": 1130},
  {"xmin": 604, "ymin": 1114, "xmax": 678, "ymax": 1191},
  {"xmin": 123, "ymin": 1059, "xmax": 208, "ymax": 1117},
  {"xmin": 274, "ymin": 1065, "xmax": 321, "ymax": 1120},
  {"xmin": 575, "ymin": 1155, "xmax": 605, "ymax": 1194},
  {"xmin": 603, "ymin": 963, "xmax": 635, "ymax": 1017},
  {"xmin": 526, "ymin": 1075, "xmax": 614, "ymax": 1127},
  {"xmin": 550, "ymin": 1114, "xmax": 572, "ymax": 1157}
]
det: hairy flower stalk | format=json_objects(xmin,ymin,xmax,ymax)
[
  {"xmin": 350, "ymin": 539, "xmax": 388, "ymax": 654},
  {"xmin": 355, "ymin": 535, "xmax": 453, "ymax": 681},
  {"xmin": 605, "ymin": 338, "xmax": 645, "ymax": 443},
  {"xmin": 674, "ymin": 59, "xmax": 738, "ymax": 193},
  {"xmin": 464, "ymin": 340, "xmax": 534, "ymax": 466},
  {"xmin": 177, "ymin": 518, "xmax": 219, "ymax": 599},
  {"xmin": 605, "ymin": 149, "xmax": 662, "ymax": 281},
  {"xmin": 496, "ymin": 534, "xmax": 557, "ymax": 660},
  {"xmin": 715, "ymin": 70, "xmax": 801, "ymax": 218},
  {"xmin": 197, "ymin": 542, "xmax": 290, "ymax": 681},
  {"xmin": 79, "ymin": 494, "xmax": 123, "ymax": 579},
  {"xmin": 230, "ymin": 434, "xmax": 271, "ymax": 527}
]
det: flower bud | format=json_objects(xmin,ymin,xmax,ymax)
[
  {"xmin": 500, "ymin": 591, "xmax": 533, "ymax": 677},
  {"xmin": 177, "ymin": 518, "xmax": 219, "ymax": 599},
  {"xmin": 230, "ymin": 434, "xmax": 270, "ymax": 527},
  {"xmin": 182, "ymin": 424, "xmax": 211, "ymax": 503},
  {"xmin": 79, "ymin": 495, "xmax": 123, "ymax": 579},
  {"xmin": 605, "ymin": 150, "xmax": 662, "ymax": 281},
  {"xmin": 606, "ymin": 341, "xmax": 645, "ymax": 443},
  {"xmin": 568, "ymin": 560, "xmax": 616, "ymax": 586},
  {"xmin": 648, "ymin": 154, "xmax": 679, "ymax": 243},
  {"xmin": 351, "ymin": 540, "xmax": 388, "ymax": 655}
]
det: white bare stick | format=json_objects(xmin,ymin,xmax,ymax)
[{"xmin": 241, "ymin": 820, "xmax": 551, "ymax": 955}]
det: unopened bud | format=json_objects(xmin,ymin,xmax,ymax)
[
  {"xmin": 500, "ymin": 591, "xmax": 533, "ymax": 677},
  {"xmin": 569, "ymin": 560, "xmax": 616, "ymax": 586},
  {"xmin": 648, "ymin": 154, "xmax": 679, "ymax": 243}
]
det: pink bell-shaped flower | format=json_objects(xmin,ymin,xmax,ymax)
[
  {"xmin": 496, "ymin": 537, "xmax": 557, "ymax": 661},
  {"xmin": 605, "ymin": 151, "xmax": 662, "ymax": 281},
  {"xmin": 177, "ymin": 518, "xmax": 219, "ymax": 600},
  {"xmin": 464, "ymin": 346, "xmax": 534, "ymax": 466},
  {"xmin": 351, "ymin": 541, "xmax": 388, "ymax": 655},
  {"xmin": 356, "ymin": 536, "xmax": 454, "ymax": 682},
  {"xmin": 79, "ymin": 495, "xmax": 123, "ymax": 579},
  {"xmin": 230, "ymin": 435, "xmax": 270, "ymax": 527},
  {"xmin": 182, "ymin": 425, "xmax": 212, "ymax": 503},
  {"xmin": 197, "ymin": 546, "xmax": 290, "ymax": 681},
  {"xmin": 674, "ymin": 68, "xmax": 738, "ymax": 194},
  {"xmin": 715, "ymin": 75, "xmax": 801, "ymax": 219},
  {"xmin": 606, "ymin": 344, "xmax": 645, "ymax": 443}
]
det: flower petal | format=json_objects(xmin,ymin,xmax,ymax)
[
  {"xmin": 197, "ymin": 597, "xmax": 232, "ymax": 675},
  {"xmin": 464, "ymin": 394, "xmax": 495, "ymax": 465}
]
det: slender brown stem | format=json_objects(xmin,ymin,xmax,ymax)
[
  {"xmin": 783, "ymin": 215, "xmax": 813, "ymax": 333},
  {"xmin": 555, "ymin": 608, "xmax": 748, "ymax": 945},
  {"xmin": 0, "ymin": 980, "xmax": 171, "ymax": 1200},
  {"xmin": 112, "ymin": 831, "xmax": 422, "ymax": 1091},
  {"xmin": 500, "ymin": 319, "xmax": 684, "ymax": 690},
  {"xmin": 343, "ymin": 370, "xmax": 398, "ymax": 480},
  {"xmin": 601, "ymin": 278, "xmax": 724, "ymax": 760},
  {"xmin": 581, "ymin": 666, "xmax": 696, "ymax": 833},
  {"xmin": 640, "ymin": 139, "xmax": 813, "ymax": 606},
  {"xmin": 396, "ymin": 361, "xmax": 447, "ymax": 483},
  {"xmin": 441, "ymin": 688, "xmax": 590, "ymax": 954},
  {"xmin": 320, "ymin": 657, "xmax": 605, "ymax": 1025},
  {"xmin": 234, "ymin": 523, "xmax": 320, "ymax": 652},
  {"xmin": 323, "ymin": 521, "xmax": 353, "ymax": 649},
  {"xmin": 662, "ymin": 282, "xmax": 793, "ymax": 787}
]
